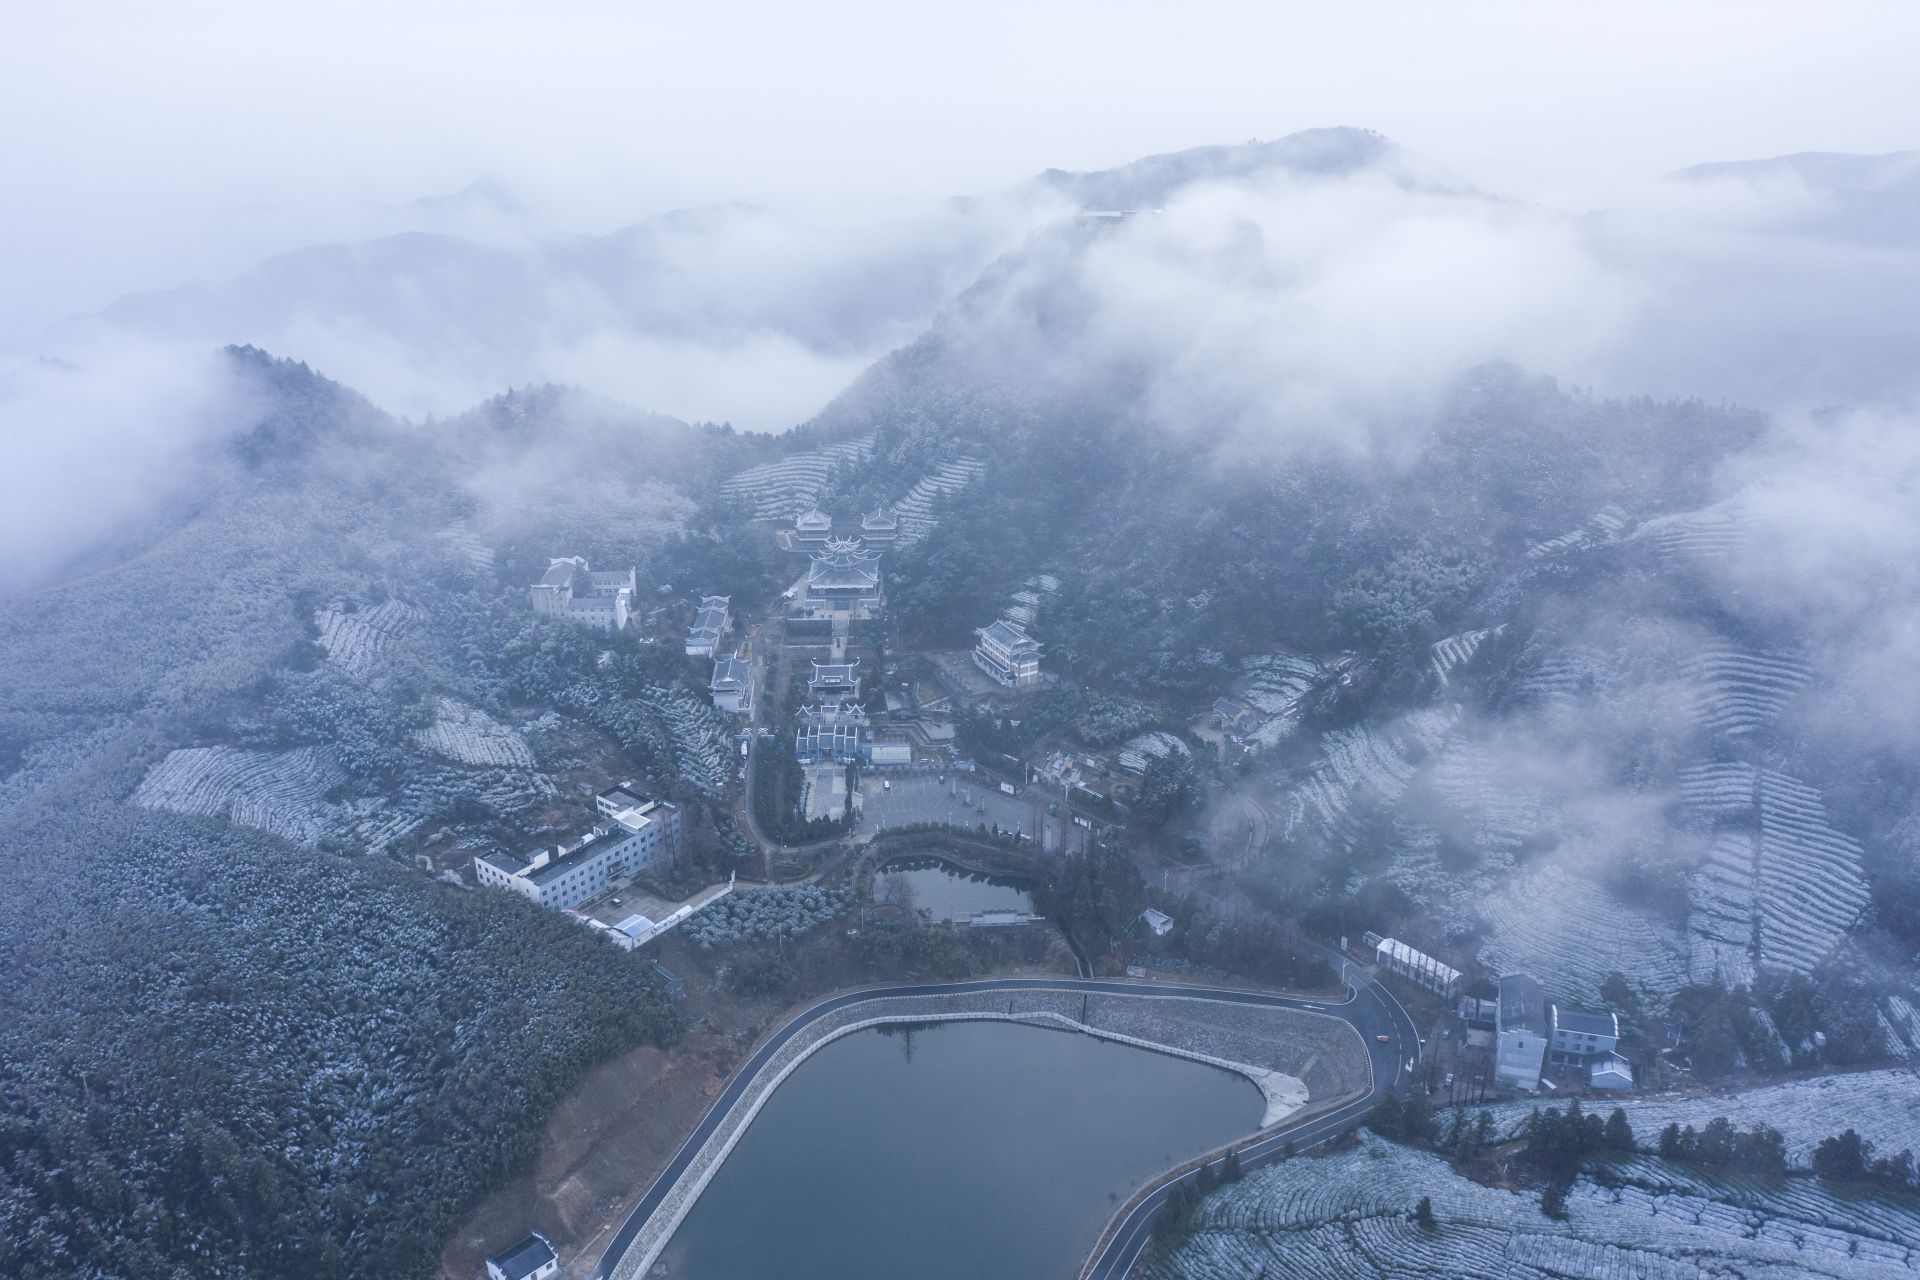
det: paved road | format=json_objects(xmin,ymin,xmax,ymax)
[
  {"xmin": 1079, "ymin": 950, "xmax": 1420, "ymax": 1280},
  {"xmin": 585, "ymin": 963, "xmax": 1417, "ymax": 1280}
]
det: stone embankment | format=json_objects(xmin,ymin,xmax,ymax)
[{"xmin": 613, "ymin": 986, "xmax": 1367, "ymax": 1280}]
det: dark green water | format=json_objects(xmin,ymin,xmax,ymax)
[
  {"xmin": 874, "ymin": 856, "xmax": 1035, "ymax": 921},
  {"xmin": 654, "ymin": 1019, "xmax": 1262, "ymax": 1279}
]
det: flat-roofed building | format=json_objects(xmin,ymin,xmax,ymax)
[
  {"xmin": 974, "ymin": 618, "xmax": 1042, "ymax": 687},
  {"xmin": 529, "ymin": 557, "xmax": 634, "ymax": 631},
  {"xmin": 1495, "ymin": 973, "xmax": 1549, "ymax": 1090},
  {"xmin": 473, "ymin": 786, "xmax": 680, "ymax": 911}
]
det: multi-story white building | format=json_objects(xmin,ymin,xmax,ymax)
[
  {"xmin": 685, "ymin": 595, "xmax": 731, "ymax": 657},
  {"xmin": 710, "ymin": 654, "xmax": 753, "ymax": 714},
  {"xmin": 528, "ymin": 557, "xmax": 635, "ymax": 631},
  {"xmin": 1549, "ymin": 1005, "xmax": 1621, "ymax": 1067},
  {"xmin": 974, "ymin": 618, "xmax": 1042, "ymax": 687},
  {"xmin": 474, "ymin": 786, "xmax": 681, "ymax": 911},
  {"xmin": 1494, "ymin": 973, "xmax": 1549, "ymax": 1090}
]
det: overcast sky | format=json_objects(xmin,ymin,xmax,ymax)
[{"xmin": 5, "ymin": 0, "xmax": 1918, "ymax": 343}]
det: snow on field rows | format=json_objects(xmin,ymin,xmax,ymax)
[
  {"xmin": 1116, "ymin": 730, "xmax": 1190, "ymax": 774},
  {"xmin": 1425, "ymin": 738, "xmax": 1547, "ymax": 858},
  {"xmin": 1629, "ymin": 496, "xmax": 1750, "ymax": 572},
  {"xmin": 1483, "ymin": 1070, "xmax": 1920, "ymax": 1172},
  {"xmin": 1148, "ymin": 1131, "xmax": 1920, "ymax": 1280},
  {"xmin": 434, "ymin": 519, "xmax": 495, "ymax": 572},
  {"xmin": 313, "ymin": 600, "xmax": 418, "ymax": 676},
  {"xmin": 133, "ymin": 746, "xmax": 347, "ymax": 846},
  {"xmin": 1527, "ymin": 505, "xmax": 1629, "ymax": 559},
  {"xmin": 1754, "ymin": 770, "xmax": 1871, "ymax": 973},
  {"xmin": 639, "ymin": 684, "xmax": 732, "ymax": 794},
  {"xmin": 1517, "ymin": 643, "xmax": 1613, "ymax": 709},
  {"xmin": 717, "ymin": 435, "xmax": 874, "ymax": 518},
  {"xmin": 1430, "ymin": 624, "xmax": 1506, "ymax": 688},
  {"xmin": 1682, "ymin": 643, "xmax": 1811, "ymax": 739},
  {"xmin": 1687, "ymin": 831, "xmax": 1759, "ymax": 988},
  {"xmin": 415, "ymin": 697, "xmax": 535, "ymax": 768},
  {"xmin": 1278, "ymin": 707, "xmax": 1457, "ymax": 852},
  {"xmin": 1238, "ymin": 652, "xmax": 1323, "ymax": 747},
  {"xmin": 1676, "ymin": 763, "xmax": 1867, "ymax": 979},
  {"xmin": 891, "ymin": 456, "xmax": 986, "ymax": 548},
  {"xmin": 1480, "ymin": 864, "xmax": 1689, "ymax": 1008}
]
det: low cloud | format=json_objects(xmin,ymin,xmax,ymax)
[{"xmin": 0, "ymin": 342, "xmax": 262, "ymax": 591}]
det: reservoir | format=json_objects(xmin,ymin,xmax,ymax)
[
  {"xmin": 652, "ymin": 1019, "xmax": 1262, "ymax": 1279},
  {"xmin": 874, "ymin": 855, "xmax": 1035, "ymax": 922}
]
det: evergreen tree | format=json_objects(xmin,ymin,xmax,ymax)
[
  {"xmin": 1602, "ymin": 1108, "xmax": 1635, "ymax": 1153},
  {"xmin": 1813, "ymin": 1129, "xmax": 1873, "ymax": 1183},
  {"xmin": 1415, "ymin": 1195, "xmax": 1437, "ymax": 1231}
]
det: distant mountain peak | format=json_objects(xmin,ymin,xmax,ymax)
[{"xmin": 1030, "ymin": 127, "xmax": 1398, "ymax": 210}]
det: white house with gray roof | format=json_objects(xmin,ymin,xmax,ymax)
[
  {"xmin": 974, "ymin": 618, "xmax": 1042, "ymax": 687},
  {"xmin": 709, "ymin": 654, "xmax": 753, "ymax": 714},
  {"xmin": 528, "ymin": 557, "xmax": 634, "ymax": 631}
]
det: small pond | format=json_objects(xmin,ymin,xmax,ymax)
[
  {"xmin": 654, "ymin": 1019, "xmax": 1261, "ymax": 1279},
  {"xmin": 874, "ymin": 855, "xmax": 1035, "ymax": 922}
]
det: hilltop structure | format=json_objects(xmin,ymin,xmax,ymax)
[
  {"xmin": 473, "ymin": 785, "xmax": 681, "ymax": 911},
  {"xmin": 860, "ymin": 507, "xmax": 899, "ymax": 549},
  {"xmin": 974, "ymin": 618, "xmax": 1042, "ymax": 687},
  {"xmin": 790, "ymin": 507, "xmax": 834, "ymax": 551},
  {"xmin": 528, "ymin": 557, "xmax": 634, "ymax": 631},
  {"xmin": 805, "ymin": 539, "xmax": 884, "ymax": 610},
  {"xmin": 684, "ymin": 595, "xmax": 731, "ymax": 657}
]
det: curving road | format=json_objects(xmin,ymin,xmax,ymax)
[{"xmin": 586, "ymin": 961, "xmax": 1418, "ymax": 1280}]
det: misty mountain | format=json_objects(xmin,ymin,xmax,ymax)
[
  {"xmin": 1028, "ymin": 126, "xmax": 1403, "ymax": 209},
  {"xmin": 1666, "ymin": 149, "xmax": 1920, "ymax": 247}
]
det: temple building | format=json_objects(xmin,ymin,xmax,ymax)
[
  {"xmin": 860, "ymin": 507, "xmax": 899, "ymax": 549},
  {"xmin": 710, "ymin": 654, "xmax": 753, "ymax": 714},
  {"xmin": 805, "ymin": 538, "xmax": 883, "ymax": 609},
  {"xmin": 791, "ymin": 507, "xmax": 834, "ymax": 551},
  {"xmin": 528, "ymin": 557, "xmax": 635, "ymax": 631},
  {"xmin": 795, "ymin": 702, "xmax": 869, "ymax": 761},
  {"xmin": 974, "ymin": 618, "xmax": 1042, "ymax": 687},
  {"xmin": 684, "ymin": 595, "xmax": 731, "ymax": 657},
  {"xmin": 808, "ymin": 658, "xmax": 861, "ymax": 703}
]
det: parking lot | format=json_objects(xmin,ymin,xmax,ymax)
[{"xmin": 856, "ymin": 773, "xmax": 1035, "ymax": 836}]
